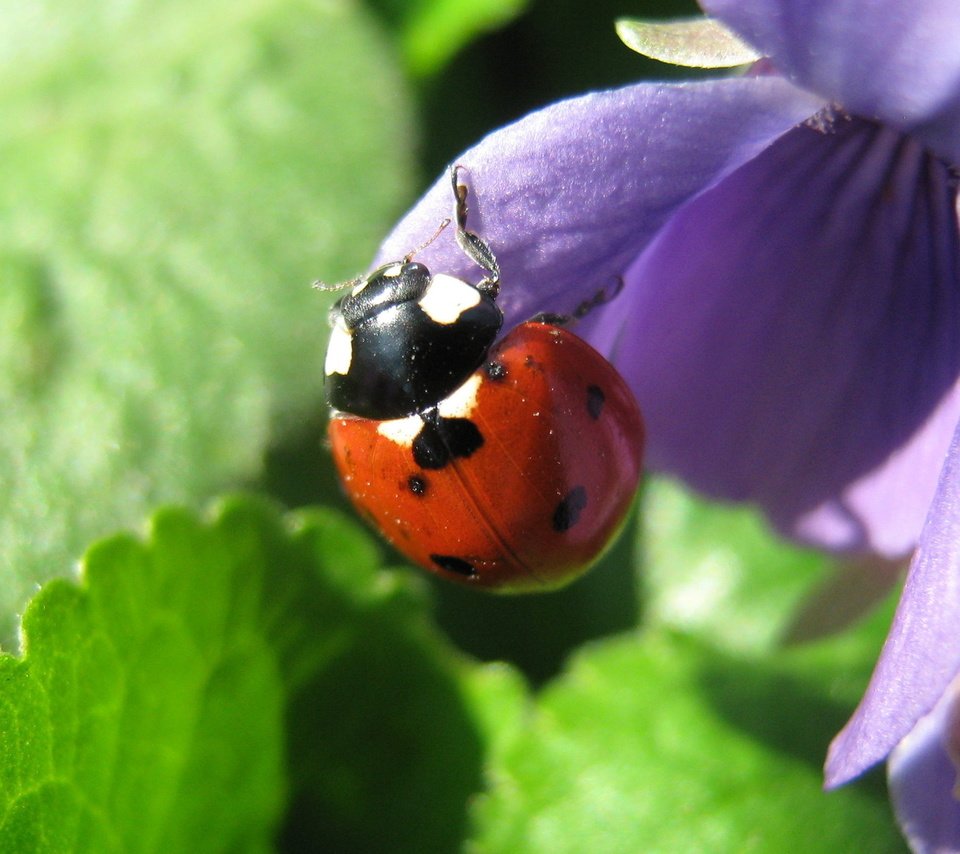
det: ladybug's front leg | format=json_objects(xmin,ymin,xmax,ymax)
[{"xmin": 450, "ymin": 165, "xmax": 501, "ymax": 298}]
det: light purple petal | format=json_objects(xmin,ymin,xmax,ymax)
[
  {"xmin": 702, "ymin": 0, "xmax": 960, "ymax": 164},
  {"xmin": 788, "ymin": 383, "xmax": 960, "ymax": 556},
  {"xmin": 888, "ymin": 681, "xmax": 960, "ymax": 852},
  {"xmin": 374, "ymin": 78, "xmax": 821, "ymax": 328},
  {"xmin": 597, "ymin": 116, "xmax": 960, "ymax": 558},
  {"xmin": 826, "ymin": 423, "xmax": 960, "ymax": 786}
]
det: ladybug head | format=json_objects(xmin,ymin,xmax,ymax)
[{"xmin": 337, "ymin": 261, "xmax": 432, "ymax": 329}]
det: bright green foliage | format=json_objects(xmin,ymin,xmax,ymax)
[
  {"xmin": 0, "ymin": 0, "xmax": 415, "ymax": 639},
  {"xmin": 454, "ymin": 479, "xmax": 905, "ymax": 851},
  {"xmin": 467, "ymin": 627, "xmax": 904, "ymax": 853},
  {"xmin": 0, "ymin": 493, "xmax": 906, "ymax": 852},
  {"xmin": 369, "ymin": 0, "xmax": 528, "ymax": 76},
  {"xmin": 642, "ymin": 479, "xmax": 837, "ymax": 652},
  {"xmin": 0, "ymin": 498, "xmax": 487, "ymax": 852}
]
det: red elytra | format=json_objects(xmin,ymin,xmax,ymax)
[{"xmin": 329, "ymin": 321, "xmax": 644, "ymax": 591}]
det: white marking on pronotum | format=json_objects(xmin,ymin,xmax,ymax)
[
  {"xmin": 377, "ymin": 415, "xmax": 423, "ymax": 446},
  {"xmin": 437, "ymin": 374, "xmax": 482, "ymax": 419},
  {"xmin": 324, "ymin": 320, "xmax": 353, "ymax": 376},
  {"xmin": 418, "ymin": 274, "xmax": 481, "ymax": 325}
]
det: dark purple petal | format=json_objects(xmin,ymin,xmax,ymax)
[
  {"xmin": 702, "ymin": 0, "xmax": 960, "ymax": 164},
  {"xmin": 374, "ymin": 79, "xmax": 821, "ymax": 328},
  {"xmin": 827, "ymin": 424, "xmax": 960, "ymax": 785},
  {"xmin": 888, "ymin": 682, "xmax": 960, "ymax": 851},
  {"xmin": 598, "ymin": 116, "xmax": 960, "ymax": 559}
]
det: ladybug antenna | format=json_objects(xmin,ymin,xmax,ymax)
[
  {"xmin": 403, "ymin": 217, "xmax": 452, "ymax": 263},
  {"xmin": 315, "ymin": 218, "xmax": 453, "ymax": 293},
  {"xmin": 312, "ymin": 274, "xmax": 365, "ymax": 293},
  {"xmin": 450, "ymin": 164, "xmax": 501, "ymax": 297}
]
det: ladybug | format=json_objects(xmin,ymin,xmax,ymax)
[
  {"xmin": 323, "ymin": 167, "xmax": 644, "ymax": 590},
  {"xmin": 324, "ymin": 170, "xmax": 502, "ymax": 420}
]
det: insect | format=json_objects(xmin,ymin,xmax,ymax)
[
  {"xmin": 323, "ymin": 167, "xmax": 644, "ymax": 590},
  {"xmin": 324, "ymin": 170, "xmax": 502, "ymax": 421}
]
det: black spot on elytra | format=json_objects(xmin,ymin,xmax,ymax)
[
  {"xmin": 413, "ymin": 417, "xmax": 484, "ymax": 470},
  {"xmin": 586, "ymin": 384, "xmax": 605, "ymax": 420},
  {"xmin": 431, "ymin": 554, "xmax": 478, "ymax": 577},
  {"xmin": 553, "ymin": 486, "xmax": 588, "ymax": 532},
  {"xmin": 486, "ymin": 360, "xmax": 507, "ymax": 381},
  {"xmin": 408, "ymin": 474, "xmax": 427, "ymax": 496}
]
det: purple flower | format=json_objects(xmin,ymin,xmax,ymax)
[
  {"xmin": 888, "ymin": 677, "xmax": 960, "ymax": 851},
  {"xmin": 373, "ymin": 0, "xmax": 960, "ymax": 847}
]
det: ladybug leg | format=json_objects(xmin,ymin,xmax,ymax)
[
  {"xmin": 528, "ymin": 310, "xmax": 569, "ymax": 327},
  {"xmin": 573, "ymin": 275, "xmax": 625, "ymax": 319},
  {"xmin": 530, "ymin": 276, "xmax": 625, "ymax": 328},
  {"xmin": 450, "ymin": 165, "xmax": 501, "ymax": 298}
]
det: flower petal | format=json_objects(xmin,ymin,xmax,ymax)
[
  {"xmin": 827, "ymin": 425, "xmax": 960, "ymax": 785},
  {"xmin": 599, "ymin": 116, "xmax": 960, "ymax": 558},
  {"xmin": 887, "ymin": 680, "xmax": 960, "ymax": 851},
  {"xmin": 702, "ymin": 0, "xmax": 960, "ymax": 164},
  {"xmin": 373, "ymin": 78, "xmax": 821, "ymax": 327},
  {"xmin": 615, "ymin": 17, "xmax": 762, "ymax": 68}
]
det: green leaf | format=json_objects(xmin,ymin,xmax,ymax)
[
  {"xmin": 369, "ymin": 0, "xmax": 528, "ymax": 77},
  {"xmin": 468, "ymin": 629, "xmax": 905, "ymax": 853},
  {"xmin": 642, "ymin": 478, "xmax": 839, "ymax": 652},
  {"xmin": 0, "ymin": 0, "xmax": 416, "ymax": 640},
  {"xmin": 615, "ymin": 16, "xmax": 762, "ymax": 68},
  {"xmin": 0, "ymin": 497, "xmax": 485, "ymax": 852}
]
